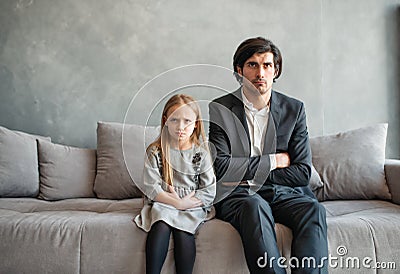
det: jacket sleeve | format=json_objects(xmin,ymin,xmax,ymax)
[
  {"xmin": 143, "ymin": 149, "xmax": 165, "ymax": 200},
  {"xmin": 194, "ymin": 150, "xmax": 216, "ymax": 207},
  {"xmin": 267, "ymin": 103, "xmax": 312, "ymax": 187},
  {"xmin": 208, "ymin": 101, "xmax": 271, "ymax": 184}
]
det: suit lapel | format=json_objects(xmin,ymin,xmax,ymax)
[
  {"xmin": 263, "ymin": 91, "xmax": 279, "ymax": 154},
  {"xmin": 230, "ymin": 89, "xmax": 251, "ymax": 153},
  {"xmin": 269, "ymin": 90, "xmax": 281, "ymax": 132},
  {"xmin": 229, "ymin": 89, "xmax": 281, "ymax": 155}
]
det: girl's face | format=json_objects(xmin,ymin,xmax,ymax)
[{"xmin": 164, "ymin": 104, "xmax": 197, "ymax": 148}]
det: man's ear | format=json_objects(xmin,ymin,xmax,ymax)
[
  {"xmin": 274, "ymin": 67, "xmax": 279, "ymax": 78},
  {"xmin": 236, "ymin": 66, "xmax": 243, "ymax": 76}
]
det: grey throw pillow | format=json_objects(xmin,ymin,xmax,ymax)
[
  {"xmin": 309, "ymin": 164, "xmax": 323, "ymax": 191},
  {"xmin": 93, "ymin": 122, "xmax": 160, "ymax": 199},
  {"xmin": 310, "ymin": 124, "xmax": 391, "ymax": 200},
  {"xmin": 0, "ymin": 125, "xmax": 50, "ymax": 197},
  {"xmin": 37, "ymin": 139, "xmax": 96, "ymax": 200}
]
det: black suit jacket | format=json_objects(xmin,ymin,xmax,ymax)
[{"xmin": 208, "ymin": 88, "xmax": 313, "ymax": 199}]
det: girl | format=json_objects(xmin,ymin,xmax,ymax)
[{"xmin": 134, "ymin": 94, "xmax": 216, "ymax": 274}]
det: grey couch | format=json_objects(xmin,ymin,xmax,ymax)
[{"xmin": 0, "ymin": 122, "xmax": 399, "ymax": 274}]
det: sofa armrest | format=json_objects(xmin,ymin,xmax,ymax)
[{"xmin": 385, "ymin": 159, "xmax": 400, "ymax": 204}]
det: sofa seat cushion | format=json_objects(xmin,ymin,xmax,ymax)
[
  {"xmin": 322, "ymin": 200, "xmax": 400, "ymax": 273},
  {"xmin": 0, "ymin": 197, "xmax": 144, "ymax": 214},
  {"xmin": 0, "ymin": 208, "xmax": 148, "ymax": 274},
  {"xmin": 1, "ymin": 199, "xmax": 399, "ymax": 273},
  {"xmin": 322, "ymin": 200, "xmax": 400, "ymax": 217}
]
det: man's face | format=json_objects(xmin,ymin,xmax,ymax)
[{"xmin": 237, "ymin": 52, "xmax": 277, "ymax": 96}]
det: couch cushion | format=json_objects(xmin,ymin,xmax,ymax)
[
  {"xmin": 0, "ymin": 197, "xmax": 144, "ymax": 213},
  {"xmin": 322, "ymin": 200, "xmax": 400, "ymax": 217},
  {"xmin": 37, "ymin": 140, "xmax": 96, "ymax": 200},
  {"xmin": 93, "ymin": 122, "xmax": 160, "ymax": 199},
  {"xmin": 310, "ymin": 164, "xmax": 324, "ymax": 201},
  {"xmin": 0, "ymin": 125, "xmax": 50, "ymax": 198},
  {"xmin": 0, "ymin": 210, "xmax": 84, "ymax": 273},
  {"xmin": 309, "ymin": 164, "xmax": 323, "ymax": 191},
  {"xmin": 323, "ymin": 200, "xmax": 400, "ymax": 273},
  {"xmin": 0, "ymin": 197, "xmax": 150, "ymax": 274},
  {"xmin": 310, "ymin": 124, "xmax": 391, "ymax": 200}
]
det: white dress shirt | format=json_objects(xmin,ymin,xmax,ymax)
[{"xmin": 241, "ymin": 89, "xmax": 276, "ymax": 185}]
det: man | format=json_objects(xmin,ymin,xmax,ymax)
[{"xmin": 208, "ymin": 37, "xmax": 328, "ymax": 273}]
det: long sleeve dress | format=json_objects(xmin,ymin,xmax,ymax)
[{"xmin": 134, "ymin": 145, "xmax": 216, "ymax": 234}]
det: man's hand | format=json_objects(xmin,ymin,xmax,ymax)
[{"xmin": 275, "ymin": 152, "xmax": 290, "ymax": 168}]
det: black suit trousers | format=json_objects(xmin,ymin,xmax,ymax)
[{"xmin": 215, "ymin": 185, "xmax": 328, "ymax": 274}]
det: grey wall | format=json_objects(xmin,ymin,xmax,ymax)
[{"xmin": 1, "ymin": 0, "xmax": 399, "ymax": 158}]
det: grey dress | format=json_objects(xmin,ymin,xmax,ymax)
[{"xmin": 134, "ymin": 145, "xmax": 216, "ymax": 234}]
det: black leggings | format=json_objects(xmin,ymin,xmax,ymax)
[{"xmin": 146, "ymin": 221, "xmax": 196, "ymax": 274}]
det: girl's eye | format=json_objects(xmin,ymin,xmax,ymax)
[
  {"xmin": 170, "ymin": 118, "xmax": 177, "ymax": 122},
  {"xmin": 185, "ymin": 119, "xmax": 191, "ymax": 123}
]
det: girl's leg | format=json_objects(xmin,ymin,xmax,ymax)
[
  {"xmin": 146, "ymin": 221, "xmax": 172, "ymax": 274},
  {"xmin": 172, "ymin": 228, "xmax": 196, "ymax": 274}
]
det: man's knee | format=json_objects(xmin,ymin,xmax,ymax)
[
  {"xmin": 309, "ymin": 199, "xmax": 326, "ymax": 217},
  {"xmin": 239, "ymin": 195, "xmax": 274, "ymax": 221},
  {"xmin": 305, "ymin": 199, "xmax": 327, "ymax": 228}
]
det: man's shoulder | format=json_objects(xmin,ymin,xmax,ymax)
[
  {"xmin": 211, "ymin": 89, "xmax": 241, "ymax": 106},
  {"xmin": 272, "ymin": 90, "xmax": 304, "ymax": 108}
]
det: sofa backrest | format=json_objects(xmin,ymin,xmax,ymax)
[{"xmin": 0, "ymin": 123, "xmax": 393, "ymax": 203}]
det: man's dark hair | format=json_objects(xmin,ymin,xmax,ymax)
[{"xmin": 233, "ymin": 37, "xmax": 282, "ymax": 82}]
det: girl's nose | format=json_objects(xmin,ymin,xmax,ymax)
[{"xmin": 178, "ymin": 121, "xmax": 185, "ymax": 130}]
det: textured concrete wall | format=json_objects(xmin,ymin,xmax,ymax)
[{"xmin": 0, "ymin": 0, "xmax": 399, "ymax": 158}]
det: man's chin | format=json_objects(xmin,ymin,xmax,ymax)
[{"xmin": 256, "ymin": 87, "xmax": 269, "ymax": 95}]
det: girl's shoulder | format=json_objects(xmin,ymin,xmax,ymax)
[
  {"xmin": 194, "ymin": 143, "xmax": 210, "ymax": 155},
  {"xmin": 146, "ymin": 145, "xmax": 161, "ymax": 158}
]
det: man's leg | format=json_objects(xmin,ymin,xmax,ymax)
[
  {"xmin": 216, "ymin": 187, "xmax": 286, "ymax": 274},
  {"xmin": 268, "ymin": 188, "xmax": 328, "ymax": 274}
]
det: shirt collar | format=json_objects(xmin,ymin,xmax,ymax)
[{"xmin": 241, "ymin": 88, "xmax": 269, "ymax": 115}]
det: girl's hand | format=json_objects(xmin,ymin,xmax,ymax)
[
  {"xmin": 168, "ymin": 187, "xmax": 203, "ymax": 210},
  {"xmin": 154, "ymin": 186, "xmax": 202, "ymax": 210},
  {"xmin": 167, "ymin": 185, "xmax": 181, "ymax": 200},
  {"xmin": 177, "ymin": 191, "xmax": 203, "ymax": 210}
]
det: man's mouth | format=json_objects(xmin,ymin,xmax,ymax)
[{"xmin": 253, "ymin": 80, "xmax": 267, "ymax": 85}]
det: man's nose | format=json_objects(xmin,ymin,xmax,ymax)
[{"xmin": 256, "ymin": 67, "xmax": 265, "ymax": 78}]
